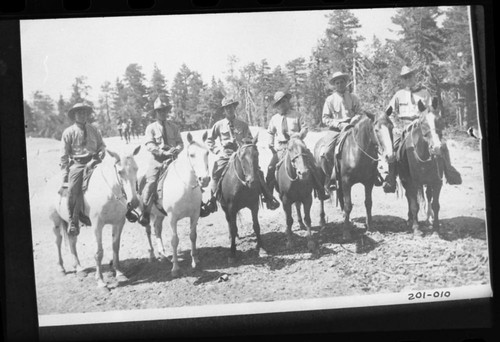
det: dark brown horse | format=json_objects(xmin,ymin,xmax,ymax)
[
  {"xmin": 275, "ymin": 129, "xmax": 316, "ymax": 251},
  {"xmin": 396, "ymin": 99, "xmax": 445, "ymax": 236},
  {"xmin": 219, "ymin": 135, "xmax": 267, "ymax": 262},
  {"xmin": 314, "ymin": 111, "xmax": 394, "ymax": 240}
]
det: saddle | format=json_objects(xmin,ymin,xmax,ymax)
[
  {"xmin": 151, "ymin": 159, "xmax": 175, "ymax": 216},
  {"xmin": 215, "ymin": 154, "xmax": 236, "ymax": 201}
]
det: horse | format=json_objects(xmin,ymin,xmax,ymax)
[
  {"xmin": 396, "ymin": 98, "xmax": 445, "ymax": 236},
  {"xmin": 314, "ymin": 111, "xmax": 394, "ymax": 240},
  {"xmin": 140, "ymin": 132, "xmax": 211, "ymax": 277},
  {"xmin": 275, "ymin": 129, "xmax": 316, "ymax": 251},
  {"xmin": 49, "ymin": 145, "xmax": 142, "ymax": 290},
  {"xmin": 219, "ymin": 135, "xmax": 267, "ymax": 263}
]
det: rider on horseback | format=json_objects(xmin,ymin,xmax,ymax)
[
  {"xmin": 266, "ymin": 91, "xmax": 330, "ymax": 201},
  {"xmin": 204, "ymin": 96, "xmax": 280, "ymax": 213},
  {"xmin": 60, "ymin": 103, "xmax": 106, "ymax": 235},
  {"xmin": 138, "ymin": 96, "xmax": 184, "ymax": 226},
  {"xmin": 382, "ymin": 66, "xmax": 462, "ymax": 193},
  {"xmin": 320, "ymin": 72, "xmax": 381, "ymax": 192}
]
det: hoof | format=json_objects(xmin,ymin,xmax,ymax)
[
  {"xmin": 228, "ymin": 256, "xmax": 237, "ymax": 265},
  {"xmin": 299, "ymin": 223, "xmax": 307, "ymax": 231},
  {"xmin": 191, "ymin": 259, "xmax": 200, "ymax": 270},
  {"xmin": 413, "ymin": 229, "xmax": 424, "ymax": 238},
  {"xmin": 57, "ymin": 266, "xmax": 66, "ymax": 275},
  {"xmin": 116, "ymin": 273, "xmax": 129, "ymax": 283},
  {"xmin": 307, "ymin": 239, "xmax": 316, "ymax": 252},
  {"xmin": 171, "ymin": 269, "xmax": 181, "ymax": 278},
  {"xmin": 258, "ymin": 249, "xmax": 269, "ymax": 258},
  {"xmin": 342, "ymin": 231, "xmax": 352, "ymax": 241},
  {"xmin": 76, "ymin": 270, "xmax": 87, "ymax": 278}
]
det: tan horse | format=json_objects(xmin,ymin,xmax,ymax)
[
  {"xmin": 49, "ymin": 146, "xmax": 141, "ymax": 290},
  {"xmin": 139, "ymin": 132, "xmax": 210, "ymax": 277}
]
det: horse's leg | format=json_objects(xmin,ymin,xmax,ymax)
[
  {"xmin": 406, "ymin": 184, "xmax": 422, "ymax": 236},
  {"xmin": 250, "ymin": 204, "xmax": 267, "ymax": 258},
  {"xmin": 283, "ymin": 199, "xmax": 294, "ymax": 249},
  {"xmin": 189, "ymin": 215, "xmax": 200, "ymax": 270},
  {"xmin": 295, "ymin": 202, "xmax": 306, "ymax": 230},
  {"xmin": 144, "ymin": 222, "xmax": 156, "ymax": 262},
  {"xmin": 364, "ymin": 182, "xmax": 374, "ymax": 231},
  {"xmin": 303, "ymin": 194, "xmax": 315, "ymax": 252},
  {"xmin": 425, "ymin": 186, "xmax": 434, "ymax": 226},
  {"xmin": 154, "ymin": 215, "xmax": 168, "ymax": 260},
  {"xmin": 431, "ymin": 183, "xmax": 442, "ymax": 234},
  {"xmin": 94, "ymin": 219, "xmax": 107, "ymax": 288},
  {"xmin": 111, "ymin": 221, "xmax": 128, "ymax": 283},
  {"xmin": 226, "ymin": 210, "xmax": 238, "ymax": 264},
  {"xmin": 53, "ymin": 220, "xmax": 65, "ymax": 274},
  {"xmin": 342, "ymin": 183, "xmax": 353, "ymax": 241},
  {"xmin": 169, "ymin": 215, "xmax": 181, "ymax": 278},
  {"xmin": 63, "ymin": 219, "xmax": 84, "ymax": 275},
  {"xmin": 319, "ymin": 198, "xmax": 327, "ymax": 227}
]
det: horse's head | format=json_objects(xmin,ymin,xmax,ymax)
[
  {"xmin": 367, "ymin": 109, "xmax": 395, "ymax": 163},
  {"xmin": 106, "ymin": 145, "xmax": 141, "ymax": 210},
  {"xmin": 417, "ymin": 98, "xmax": 444, "ymax": 156},
  {"xmin": 185, "ymin": 131, "xmax": 211, "ymax": 188},
  {"xmin": 235, "ymin": 134, "xmax": 260, "ymax": 187},
  {"xmin": 287, "ymin": 128, "xmax": 310, "ymax": 180}
]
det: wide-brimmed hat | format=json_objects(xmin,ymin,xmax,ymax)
[
  {"xmin": 400, "ymin": 66, "xmax": 416, "ymax": 77},
  {"xmin": 68, "ymin": 103, "xmax": 93, "ymax": 120},
  {"xmin": 329, "ymin": 71, "xmax": 349, "ymax": 84},
  {"xmin": 153, "ymin": 96, "xmax": 172, "ymax": 111},
  {"xmin": 272, "ymin": 91, "xmax": 292, "ymax": 107},
  {"xmin": 221, "ymin": 96, "xmax": 239, "ymax": 109}
]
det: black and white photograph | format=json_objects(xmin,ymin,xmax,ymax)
[{"xmin": 19, "ymin": 6, "xmax": 491, "ymax": 328}]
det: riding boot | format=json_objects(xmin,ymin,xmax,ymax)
[
  {"xmin": 138, "ymin": 181, "xmax": 157, "ymax": 226},
  {"xmin": 383, "ymin": 161, "xmax": 397, "ymax": 193},
  {"xmin": 266, "ymin": 165, "xmax": 277, "ymax": 193},
  {"xmin": 441, "ymin": 144, "xmax": 462, "ymax": 185},
  {"xmin": 258, "ymin": 170, "xmax": 280, "ymax": 210},
  {"xmin": 310, "ymin": 165, "xmax": 330, "ymax": 200}
]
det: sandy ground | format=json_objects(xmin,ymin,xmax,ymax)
[{"xmin": 26, "ymin": 128, "xmax": 490, "ymax": 318}]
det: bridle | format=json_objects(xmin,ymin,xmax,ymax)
[
  {"xmin": 351, "ymin": 118, "xmax": 386, "ymax": 162},
  {"xmin": 284, "ymin": 143, "xmax": 308, "ymax": 182},
  {"xmin": 233, "ymin": 144, "xmax": 258, "ymax": 187},
  {"xmin": 174, "ymin": 142, "xmax": 208, "ymax": 189}
]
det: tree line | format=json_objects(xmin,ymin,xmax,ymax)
[{"xmin": 24, "ymin": 7, "xmax": 475, "ymax": 140}]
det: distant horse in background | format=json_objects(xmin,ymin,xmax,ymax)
[
  {"xmin": 396, "ymin": 98, "xmax": 445, "ymax": 236},
  {"xmin": 49, "ymin": 145, "xmax": 142, "ymax": 290},
  {"xmin": 314, "ymin": 111, "xmax": 394, "ymax": 240},
  {"xmin": 139, "ymin": 132, "xmax": 210, "ymax": 277},
  {"xmin": 275, "ymin": 129, "xmax": 316, "ymax": 251},
  {"xmin": 219, "ymin": 135, "xmax": 267, "ymax": 263}
]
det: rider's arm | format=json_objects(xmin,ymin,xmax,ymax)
[
  {"xmin": 144, "ymin": 123, "xmax": 165, "ymax": 158},
  {"xmin": 205, "ymin": 122, "xmax": 221, "ymax": 154},
  {"xmin": 60, "ymin": 130, "xmax": 71, "ymax": 182},
  {"xmin": 172, "ymin": 124, "xmax": 184, "ymax": 153},
  {"xmin": 322, "ymin": 97, "xmax": 349, "ymax": 130},
  {"xmin": 267, "ymin": 116, "xmax": 277, "ymax": 149}
]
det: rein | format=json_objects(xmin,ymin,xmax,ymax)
[
  {"xmin": 99, "ymin": 163, "xmax": 129, "ymax": 208},
  {"xmin": 173, "ymin": 144, "xmax": 203, "ymax": 190},
  {"xmin": 232, "ymin": 144, "xmax": 257, "ymax": 187},
  {"xmin": 351, "ymin": 121, "xmax": 381, "ymax": 162},
  {"xmin": 284, "ymin": 150, "xmax": 307, "ymax": 182},
  {"xmin": 409, "ymin": 122, "xmax": 434, "ymax": 163}
]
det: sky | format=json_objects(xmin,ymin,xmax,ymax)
[{"xmin": 20, "ymin": 8, "xmax": 404, "ymax": 103}]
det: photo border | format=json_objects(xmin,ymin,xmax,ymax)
[{"xmin": 1, "ymin": 1, "xmax": 498, "ymax": 341}]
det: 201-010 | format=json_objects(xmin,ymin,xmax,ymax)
[{"xmin": 408, "ymin": 290, "xmax": 451, "ymax": 301}]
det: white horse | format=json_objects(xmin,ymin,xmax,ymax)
[
  {"xmin": 49, "ymin": 146, "xmax": 141, "ymax": 289},
  {"xmin": 140, "ymin": 132, "xmax": 210, "ymax": 278}
]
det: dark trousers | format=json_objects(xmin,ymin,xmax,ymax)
[
  {"xmin": 68, "ymin": 162, "xmax": 86, "ymax": 226},
  {"xmin": 142, "ymin": 158, "xmax": 164, "ymax": 208}
]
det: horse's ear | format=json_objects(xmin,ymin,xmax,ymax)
[
  {"xmin": 385, "ymin": 106, "xmax": 393, "ymax": 116},
  {"xmin": 106, "ymin": 149, "xmax": 120, "ymax": 163},
  {"xmin": 187, "ymin": 132, "xmax": 193, "ymax": 144},
  {"xmin": 417, "ymin": 100, "xmax": 427, "ymax": 113},
  {"xmin": 299, "ymin": 127, "xmax": 308, "ymax": 140},
  {"xmin": 365, "ymin": 111, "xmax": 375, "ymax": 121},
  {"xmin": 431, "ymin": 97, "xmax": 439, "ymax": 111},
  {"xmin": 132, "ymin": 145, "xmax": 141, "ymax": 156},
  {"xmin": 252, "ymin": 132, "xmax": 259, "ymax": 145},
  {"xmin": 202, "ymin": 130, "xmax": 208, "ymax": 142}
]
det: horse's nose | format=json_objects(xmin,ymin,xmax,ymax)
[
  {"xmin": 129, "ymin": 197, "xmax": 140, "ymax": 209},
  {"xmin": 199, "ymin": 176, "xmax": 210, "ymax": 188}
]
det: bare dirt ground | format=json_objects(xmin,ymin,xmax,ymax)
[{"xmin": 26, "ymin": 128, "xmax": 490, "ymax": 317}]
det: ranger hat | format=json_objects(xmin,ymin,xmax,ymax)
[
  {"xmin": 68, "ymin": 103, "xmax": 93, "ymax": 120},
  {"xmin": 329, "ymin": 71, "xmax": 349, "ymax": 84},
  {"xmin": 153, "ymin": 96, "xmax": 172, "ymax": 111},
  {"xmin": 400, "ymin": 66, "xmax": 416, "ymax": 77},
  {"xmin": 221, "ymin": 96, "xmax": 239, "ymax": 108},
  {"xmin": 272, "ymin": 91, "xmax": 292, "ymax": 107}
]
